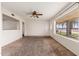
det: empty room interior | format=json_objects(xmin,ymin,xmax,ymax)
[{"xmin": 0, "ymin": 2, "xmax": 79, "ymax": 56}]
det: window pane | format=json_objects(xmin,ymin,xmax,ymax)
[
  {"xmin": 56, "ymin": 22, "xmax": 66, "ymax": 36},
  {"xmin": 71, "ymin": 19, "xmax": 79, "ymax": 39}
]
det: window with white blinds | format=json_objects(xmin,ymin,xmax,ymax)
[{"xmin": 3, "ymin": 14, "xmax": 20, "ymax": 30}]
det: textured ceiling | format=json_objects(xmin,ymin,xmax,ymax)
[{"xmin": 2, "ymin": 2, "xmax": 70, "ymax": 20}]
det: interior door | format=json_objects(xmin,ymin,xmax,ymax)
[{"xmin": 22, "ymin": 22, "xmax": 24, "ymax": 37}]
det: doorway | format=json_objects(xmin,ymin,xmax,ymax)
[{"xmin": 22, "ymin": 22, "xmax": 25, "ymax": 37}]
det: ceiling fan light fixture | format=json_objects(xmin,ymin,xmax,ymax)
[{"xmin": 31, "ymin": 11, "xmax": 43, "ymax": 18}]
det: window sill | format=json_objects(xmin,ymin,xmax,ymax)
[{"xmin": 55, "ymin": 33, "xmax": 79, "ymax": 42}]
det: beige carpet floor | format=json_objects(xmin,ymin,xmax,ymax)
[{"xmin": 2, "ymin": 36, "xmax": 76, "ymax": 56}]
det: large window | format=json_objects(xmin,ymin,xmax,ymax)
[
  {"xmin": 3, "ymin": 14, "xmax": 20, "ymax": 30},
  {"xmin": 56, "ymin": 19, "xmax": 79, "ymax": 40}
]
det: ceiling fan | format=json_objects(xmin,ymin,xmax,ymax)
[{"xmin": 31, "ymin": 11, "xmax": 43, "ymax": 18}]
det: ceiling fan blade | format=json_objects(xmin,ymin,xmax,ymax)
[
  {"xmin": 37, "ymin": 14, "xmax": 43, "ymax": 15},
  {"xmin": 36, "ymin": 15, "xmax": 39, "ymax": 18}
]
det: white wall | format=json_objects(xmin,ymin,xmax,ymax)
[
  {"xmin": 25, "ymin": 18, "xmax": 50, "ymax": 36},
  {"xmin": 0, "ymin": 3, "xmax": 2, "ymax": 30},
  {"xmin": 0, "ymin": 2, "xmax": 2, "ymax": 56},
  {"xmin": 0, "ymin": 7, "xmax": 50, "ymax": 47},
  {"xmin": 50, "ymin": 19, "xmax": 79, "ymax": 56},
  {"xmin": 0, "ymin": 8, "xmax": 24, "ymax": 47}
]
